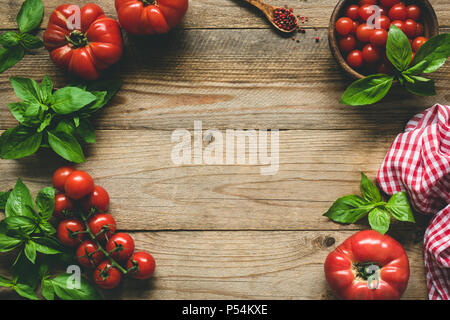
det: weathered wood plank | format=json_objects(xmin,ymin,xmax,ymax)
[
  {"xmin": 0, "ymin": 28, "xmax": 448, "ymax": 131},
  {"xmin": 0, "ymin": 0, "xmax": 448, "ymax": 30},
  {"xmin": 0, "ymin": 230, "xmax": 428, "ymax": 300},
  {"xmin": 0, "ymin": 129, "xmax": 432, "ymax": 230}
]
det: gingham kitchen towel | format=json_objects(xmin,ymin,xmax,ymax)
[{"xmin": 377, "ymin": 104, "xmax": 450, "ymax": 300}]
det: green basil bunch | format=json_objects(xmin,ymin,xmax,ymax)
[
  {"xmin": 0, "ymin": 76, "xmax": 122, "ymax": 163},
  {"xmin": 0, "ymin": 0, "xmax": 44, "ymax": 74},
  {"xmin": 341, "ymin": 26, "xmax": 450, "ymax": 106},
  {"xmin": 323, "ymin": 173, "xmax": 415, "ymax": 234},
  {"xmin": 0, "ymin": 179, "xmax": 101, "ymax": 300}
]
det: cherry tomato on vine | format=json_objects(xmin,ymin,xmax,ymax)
[
  {"xmin": 106, "ymin": 233, "xmax": 135, "ymax": 261},
  {"xmin": 52, "ymin": 166, "xmax": 75, "ymax": 192},
  {"xmin": 362, "ymin": 44, "xmax": 381, "ymax": 63},
  {"xmin": 88, "ymin": 213, "xmax": 117, "ymax": 242},
  {"xmin": 356, "ymin": 23, "xmax": 373, "ymax": 43},
  {"xmin": 406, "ymin": 5, "xmax": 421, "ymax": 20},
  {"xmin": 54, "ymin": 193, "xmax": 74, "ymax": 219},
  {"xmin": 76, "ymin": 240, "xmax": 105, "ymax": 268},
  {"xmin": 64, "ymin": 171, "xmax": 94, "ymax": 200},
  {"xmin": 94, "ymin": 261, "xmax": 122, "ymax": 289},
  {"xmin": 339, "ymin": 35, "xmax": 357, "ymax": 52},
  {"xmin": 127, "ymin": 252, "xmax": 156, "ymax": 280},
  {"xmin": 346, "ymin": 5, "xmax": 360, "ymax": 20},
  {"xmin": 404, "ymin": 19, "xmax": 418, "ymax": 38},
  {"xmin": 379, "ymin": 0, "xmax": 399, "ymax": 9},
  {"xmin": 347, "ymin": 50, "xmax": 364, "ymax": 68},
  {"xmin": 336, "ymin": 17, "xmax": 354, "ymax": 36},
  {"xmin": 412, "ymin": 36, "xmax": 427, "ymax": 52},
  {"xmin": 83, "ymin": 185, "xmax": 110, "ymax": 213},
  {"xmin": 389, "ymin": 3, "xmax": 407, "ymax": 21},
  {"xmin": 57, "ymin": 219, "xmax": 85, "ymax": 247},
  {"xmin": 370, "ymin": 29, "xmax": 388, "ymax": 46}
]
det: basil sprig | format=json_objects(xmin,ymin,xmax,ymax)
[
  {"xmin": 323, "ymin": 173, "xmax": 415, "ymax": 234},
  {"xmin": 0, "ymin": 76, "xmax": 122, "ymax": 163},
  {"xmin": 341, "ymin": 26, "xmax": 450, "ymax": 106},
  {"xmin": 0, "ymin": 0, "xmax": 44, "ymax": 74},
  {"xmin": 0, "ymin": 179, "xmax": 101, "ymax": 300}
]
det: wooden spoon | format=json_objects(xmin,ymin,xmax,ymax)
[{"xmin": 243, "ymin": 0, "xmax": 298, "ymax": 33}]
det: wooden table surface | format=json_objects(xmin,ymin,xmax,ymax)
[{"xmin": 0, "ymin": 0, "xmax": 449, "ymax": 300}]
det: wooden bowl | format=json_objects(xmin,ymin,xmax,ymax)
[{"xmin": 328, "ymin": 0, "xmax": 439, "ymax": 79}]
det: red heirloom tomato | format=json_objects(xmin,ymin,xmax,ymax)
[
  {"xmin": 88, "ymin": 213, "xmax": 117, "ymax": 241},
  {"xmin": 76, "ymin": 240, "xmax": 105, "ymax": 268},
  {"xmin": 52, "ymin": 166, "xmax": 75, "ymax": 192},
  {"xmin": 94, "ymin": 261, "xmax": 122, "ymax": 289},
  {"xmin": 106, "ymin": 233, "xmax": 135, "ymax": 261},
  {"xmin": 43, "ymin": 3, "xmax": 123, "ymax": 80},
  {"xmin": 83, "ymin": 185, "xmax": 110, "ymax": 213},
  {"xmin": 127, "ymin": 252, "xmax": 156, "ymax": 280},
  {"xmin": 115, "ymin": 0, "xmax": 189, "ymax": 35},
  {"xmin": 64, "ymin": 170, "xmax": 94, "ymax": 200},
  {"xmin": 57, "ymin": 219, "xmax": 85, "ymax": 246},
  {"xmin": 324, "ymin": 230, "xmax": 410, "ymax": 300}
]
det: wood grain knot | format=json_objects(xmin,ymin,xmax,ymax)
[{"xmin": 324, "ymin": 236, "xmax": 336, "ymax": 247}]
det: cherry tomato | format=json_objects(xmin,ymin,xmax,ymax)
[
  {"xmin": 356, "ymin": 23, "xmax": 373, "ymax": 42},
  {"xmin": 362, "ymin": 44, "xmax": 381, "ymax": 63},
  {"xmin": 406, "ymin": 5, "xmax": 420, "ymax": 20},
  {"xmin": 391, "ymin": 20, "xmax": 406, "ymax": 33},
  {"xmin": 404, "ymin": 19, "xmax": 417, "ymax": 38},
  {"xmin": 339, "ymin": 35, "xmax": 357, "ymax": 52},
  {"xmin": 54, "ymin": 193, "xmax": 74, "ymax": 219},
  {"xmin": 76, "ymin": 240, "xmax": 105, "ymax": 268},
  {"xmin": 352, "ymin": 20, "xmax": 360, "ymax": 34},
  {"xmin": 346, "ymin": 5, "xmax": 360, "ymax": 20},
  {"xmin": 64, "ymin": 171, "xmax": 94, "ymax": 200},
  {"xmin": 127, "ymin": 252, "xmax": 156, "ymax": 280},
  {"xmin": 106, "ymin": 233, "xmax": 135, "ymax": 261},
  {"xmin": 377, "ymin": 62, "xmax": 393, "ymax": 74},
  {"xmin": 52, "ymin": 166, "xmax": 75, "ymax": 192},
  {"xmin": 416, "ymin": 22, "xmax": 424, "ymax": 36},
  {"xmin": 347, "ymin": 50, "xmax": 364, "ymax": 68},
  {"xmin": 374, "ymin": 15, "xmax": 391, "ymax": 30},
  {"xmin": 378, "ymin": 6, "xmax": 387, "ymax": 16},
  {"xmin": 83, "ymin": 185, "xmax": 110, "ymax": 213},
  {"xmin": 359, "ymin": 4, "xmax": 378, "ymax": 21},
  {"xmin": 370, "ymin": 29, "xmax": 388, "ymax": 46},
  {"xmin": 336, "ymin": 17, "xmax": 354, "ymax": 35},
  {"xmin": 94, "ymin": 261, "xmax": 122, "ymax": 289},
  {"xmin": 379, "ymin": 0, "xmax": 399, "ymax": 8},
  {"xmin": 359, "ymin": 0, "xmax": 377, "ymax": 5},
  {"xmin": 389, "ymin": 4, "xmax": 407, "ymax": 21},
  {"xmin": 412, "ymin": 36, "xmax": 427, "ymax": 52},
  {"xmin": 88, "ymin": 213, "xmax": 117, "ymax": 242},
  {"xmin": 57, "ymin": 219, "xmax": 85, "ymax": 247}
]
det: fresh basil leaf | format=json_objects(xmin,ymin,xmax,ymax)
[
  {"xmin": 37, "ymin": 113, "xmax": 53, "ymax": 133},
  {"xmin": 50, "ymin": 273, "xmax": 102, "ymax": 300},
  {"xmin": 0, "ymin": 275, "xmax": 14, "ymax": 287},
  {"xmin": 403, "ymin": 59, "xmax": 431, "ymax": 76},
  {"xmin": 386, "ymin": 191, "xmax": 415, "ymax": 223},
  {"xmin": 41, "ymin": 279, "xmax": 55, "ymax": 300},
  {"xmin": 16, "ymin": 0, "xmax": 44, "ymax": 33},
  {"xmin": 32, "ymin": 240, "xmax": 61, "ymax": 255},
  {"xmin": 51, "ymin": 87, "xmax": 97, "ymax": 115},
  {"xmin": 10, "ymin": 77, "xmax": 41, "ymax": 103},
  {"xmin": 35, "ymin": 187, "xmax": 55, "ymax": 220},
  {"xmin": 360, "ymin": 172, "xmax": 382, "ymax": 203},
  {"xmin": 8, "ymin": 101, "xmax": 42, "ymax": 126},
  {"xmin": 79, "ymin": 91, "xmax": 107, "ymax": 115},
  {"xmin": 0, "ymin": 191, "xmax": 11, "ymax": 210},
  {"xmin": 386, "ymin": 25, "xmax": 412, "ymax": 72},
  {"xmin": 410, "ymin": 34, "xmax": 450, "ymax": 74},
  {"xmin": 405, "ymin": 76, "xmax": 436, "ymax": 96},
  {"xmin": 84, "ymin": 79, "xmax": 122, "ymax": 112},
  {"xmin": 24, "ymin": 241, "xmax": 37, "ymax": 263},
  {"xmin": 13, "ymin": 283, "xmax": 39, "ymax": 300},
  {"xmin": 368, "ymin": 207, "xmax": 391, "ymax": 235},
  {"xmin": 0, "ymin": 125, "xmax": 42, "ymax": 160},
  {"xmin": 19, "ymin": 33, "xmax": 44, "ymax": 50},
  {"xmin": 40, "ymin": 75, "xmax": 53, "ymax": 104},
  {"xmin": 75, "ymin": 118, "xmax": 96, "ymax": 144},
  {"xmin": 0, "ymin": 46, "xmax": 25, "ymax": 73},
  {"xmin": 5, "ymin": 178, "xmax": 35, "ymax": 218},
  {"xmin": 38, "ymin": 221, "xmax": 56, "ymax": 235},
  {"xmin": 32, "ymin": 237, "xmax": 63, "ymax": 252},
  {"xmin": 11, "ymin": 250, "xmax": 40, "ymax": 289},
  {"xmin": 47, "ymin": 130, "xmax": 85, "ymax": 163},
  {"xmin": 54, "ymin": 118, "xmax": 76, "ymax": 135},
  {"xmin": 0, "ymin": 32, "xmax": 20, "ymax": 47},
  {"xmin": 3, "ymin": 216, "xmax": 36, "ymax": 234},
  {"xmin": 0, "ymin": 233, "xmax": 23, "ymax": 252},
  {"xmin": 323, "ymin": 195, "xmax": 375, "ymax": 224},
  {"xmin": 73, "ymin": 116, "xmax": 80, "ymax": 128},
  {"xmin": 340, "ymin": 74, "xmax": 394, "ymax": 106}
]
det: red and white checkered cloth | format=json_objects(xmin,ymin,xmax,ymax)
[{"xmin": 377, "ymin": 104, "xmax": 450, "ymax": 300}]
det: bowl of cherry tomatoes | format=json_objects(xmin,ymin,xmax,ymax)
[{"xmin": 329, "ymin": 0, "xmax": 439, "ymax": 79}]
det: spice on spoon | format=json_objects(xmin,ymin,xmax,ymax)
[{"xmin": 273, "ymin": 7, "xmax": 298, "ymax": 32}]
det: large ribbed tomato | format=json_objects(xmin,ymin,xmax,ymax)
[
  {"xmin": 324, "ymin": 230, "xmax": 410, "ymax": 300},
  {"xmin": 43, "ymin": 3, "xmax": 123, "ymax": 80},
  {"xmin": 115, "ymin": 0, "xmax": 188, "ymax": 35}
]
